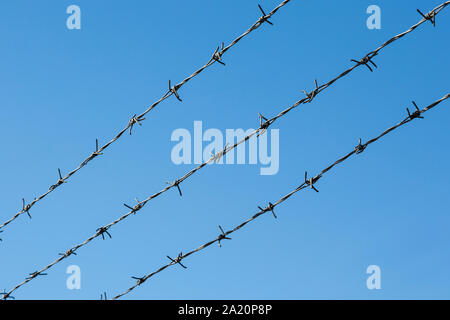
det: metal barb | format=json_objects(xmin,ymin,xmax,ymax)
[
  {"xmin": 267, "ymin": 202, "xmax": 277, "ymax": 219},
  {"xmin": 258, "ymin": 4, "xmax": 274, "ymax": 25},
  {"xmin": 417, "ymin": 9, "xmax": 436, "ymax": 26},
  {"xmin": 167, "ymin": 253, "xmax": 187, "ymax": 269},
  {"xmin": 304, "ymin": 171, "xmax": 320, "ymax": 193},
  {"xmin": 355, "ymin": 138, "xmax": 367, "ymax": 154},
  {"xmin": 26, "ymin": 271, "xmax": 47, "ymax": 281},
  {"xmin": 167, "ymin": 180, "xmax": 183, "ymax": 197},
  {"xmin": 96, "ymin": 226, "xmax": 112, "ymax": 240},
  {"xmin": 169, "ymin": 80, "xmax": 182, "ymax": 102},
  {"xmin": 212, "ymin": 42, "xmax": 226, "ymax": 65},
  {"xmin": 93, "ymin": 139, "xmax": 103, "ymax": 156},
  {"xmin": 217, "ymin": 225, "xmax": 232, "ymax": 247},
  {"xmin": 1, "ymin": 290, "xmax": 14, "ymax": 300},
  {"xmin": 128, "ymin": 114, "xmax": 145, "ymax": 135},
  {"xmin": 351, "ymin": 55, "xmax": 378, "ymax": 72},
  {"xmin": 59, "ymin": 249, "xmax": 77, "ymax": 257},
  {"xmin": 406, "ymin": 101, "xmax": 424, "ymax": 120},
  {"xmin": 258, "ymin": 113, "xmax": 272, "ymax": 137},
  {"xmin": 124, "ymin": 198, "xmax": 143, "ymax": 215},
  {"xmin": 258, "ymin": 202, "xmax": 277, "ymax": 219},
  {"xmin": 49, "ymin": 168, "xmax": 66, "ymax": 190},
  {"xmin": 131, "ymin": 276, "xmax": 146, "ymax": 286},
  {"xmin": 22, "ymin": 198, "xmax": 32, "ymax": 219},
  {"xmin": 303, "ymin": 79, "xmax": 320, "ymax": 103},
  {"xmin": 259, "ymin": 113, "xmax": 269, "ymax": 129}
]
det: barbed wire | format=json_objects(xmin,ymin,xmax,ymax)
[
  {"xmin": 0, "ymin": 0, "xmax": 292, "ymax": 234},
  {"xmin": 111, "ymin": 93, "xmax": 450, "ymax": 299},
  {"xmin": 1, "ymin": 1, "xmax": 449, "ymax": 300}
]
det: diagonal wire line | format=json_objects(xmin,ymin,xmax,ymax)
[
  {"xmin": 0, "ymin": 0, "xmax": 292, "ymax": 234},
  {"xmin": 110, "ymin": 93, "xmax": 450, "ymax": 300},
  {"xmin": 1, "ymin": 1, "xmax": 449, "ymax": 299}
]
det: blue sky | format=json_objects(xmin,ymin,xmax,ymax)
[{"xmin": 0, "ymin": 0, "xmax": 449, "ymax": 300}]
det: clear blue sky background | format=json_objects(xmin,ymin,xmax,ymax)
[{"xmin": 0, "ymin": 0, "xmax": 449, "ymax": 300}]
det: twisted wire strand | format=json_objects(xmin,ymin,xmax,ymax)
[
  {"xmin": 111, "ymin": 93, "xmax": 449, "ymax": 300},
  {"xmin": 0, "ymin": 0, "xmax": 292, "ymax": 233},
  {"xmin": 2, "ymin": 1, "xmax": 449, "ymax": 299}
]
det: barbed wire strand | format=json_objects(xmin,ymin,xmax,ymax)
[
  {"xmin": 0, "ymin": 0, "xmax": 292, "ymax": 234},
  {"xmin": 1, "ymin": 1, "xmax": 449, "ymax": 300},
  {"xmin": 111, "ymin": 93, "xmax": 450, "ymax": 300}
]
